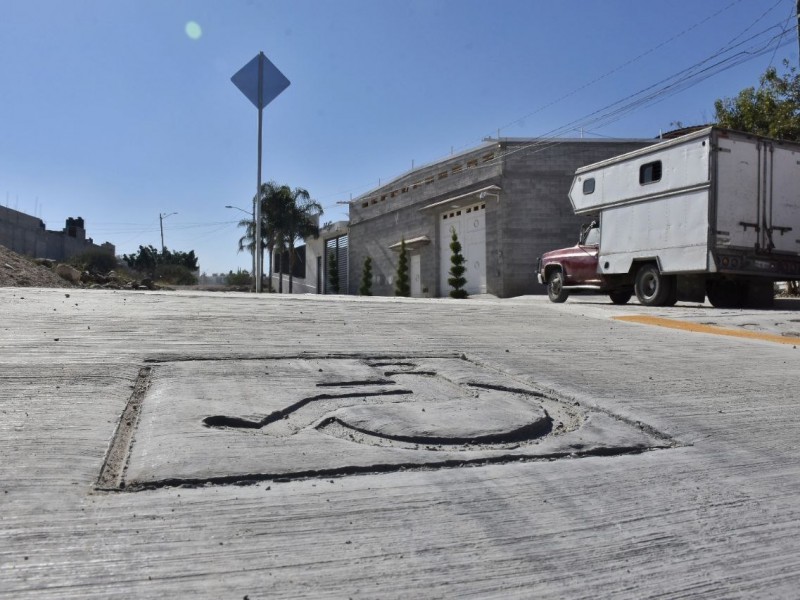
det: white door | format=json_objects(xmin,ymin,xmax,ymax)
[
  {"xmin": 439, "ymin": 201, "xmax": 486, "ymax": 296},
  {"xmin": 410, "ymin": 253, "xmax": 422, "ymax": 297}
]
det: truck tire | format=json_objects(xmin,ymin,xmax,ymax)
[
  {"xmin": 634, "ymin": 264, "xmax": 674, "ymax": 307},
  {"xmin": 706, "ymin": 279, "xmax": 745, "ymax": 308},
  {"xmin": 609, "ymin": 290, "xmax": 633, "ymax": 305},
  {"xmin": 547, "ymin": 270, "xmax": 569, "ymax": 303},
  {"xmin": 744, "ymin": 281, "xmax": 775, "ymax": 309}
]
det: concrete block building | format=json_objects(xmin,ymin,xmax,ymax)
[{"xmin": 346, "ymin": 137, "xmax": 653, "ymax": 298}]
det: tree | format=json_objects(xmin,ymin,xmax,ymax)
[
  {"xmin": 225, "ymin": 269, "xmax": 252, "ymax": 287},
  {"xmin": 328, "ymin": 251, "xmax": 340, "ymax": 293},
  {"xmin": 395, "ymin": 239, "xmax": 410, "ymax": 297},
  {"xmin": 714, "ymin": 61, "xmax": 800, "ymax": 140},
  {"xmin": 283, "ymin": 188, "xmax": 323, "ymax": 293},
  {"xmin": 121, "ymin": 245, "xmax": 199, "ymax": 284},
  {"xmin": 237, "ymin": 181, "xmax": 282, "ymax": 292},
  {"xmin": 122, "ymin": 245, "xmax": 159, "ymax": 277},
  {"xmin": 237, "ymin": 182, "xmax": 323, "ymax": 293},
  {"xmin": 359, "ymin": 256, "xmax": 373, "ymax": 296},
  {"xmin": 448, "ymin": 227, "xmax": 468, "ymax": 299}
]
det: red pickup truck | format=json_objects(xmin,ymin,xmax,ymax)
[{"xmin": 536, "ymin": 222, "xmax": 635, "ymax": 304}]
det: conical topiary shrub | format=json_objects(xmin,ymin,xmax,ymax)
[
  {"xmin": 328, "ymin": 251, "xmax": 340, "ymax": 293},
  {"xmin": 448, "ymin": 227, "xmax": 468, "ymax": 299},
  {"xmin": 359, "ymin": 256, "xmax": 373, "ymax": 296},
  {"xmin": 395, "ymin": 239, "xmax": 410, "ymax": 297}
]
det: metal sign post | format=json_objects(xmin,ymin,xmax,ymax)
[{"xmin": 232, "ymin": 52, "xmax": 290, "ymax": 292}]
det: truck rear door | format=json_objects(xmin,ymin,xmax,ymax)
[{"xmin": 716, "ymin": 132, "xmax": 800, "ymax": 255}]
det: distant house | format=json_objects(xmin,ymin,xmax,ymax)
[
  {"xmin": 342, "ymin": 137, "xmax": 654, "ymax": 298},
  {"xmin": 0, "ymin": 207, "xmax": 115, "ymax": 261}
]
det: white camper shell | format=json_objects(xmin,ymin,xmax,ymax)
[{"xmin": 568, "ymin": 127, "xmax": 800, "ymax": 307}]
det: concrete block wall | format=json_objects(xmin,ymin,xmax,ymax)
[{"xmin": 497, "ymin": 139, "xmax": 654, "ymax": 297}]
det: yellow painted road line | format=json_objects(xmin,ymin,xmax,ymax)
[{"xmin": 613, "ymin": 315, "xmax": 800, "ymax": 346}]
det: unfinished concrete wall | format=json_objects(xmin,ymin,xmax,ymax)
[
  {"xmin": 0, "ymin": 207, "xmax": 48, "ymax": 258},
  {"xmin": 349, "ymin": 143, "xmax": 503, "ymax": 297},
  {"xmin": 0, "ymin": 207, "xmax": 116, "ymax": 262}
]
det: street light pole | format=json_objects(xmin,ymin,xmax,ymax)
[{"xmin": 159, "ymin": 212, "xmax": 178, "ymax": 253}]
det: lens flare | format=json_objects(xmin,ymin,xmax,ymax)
[{"xmin": 185, "ymin": 21, "xmax": 202, "ymax": 40}]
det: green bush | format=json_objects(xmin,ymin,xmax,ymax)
[
  {"xmin": 70, "ymin": 249, "xmax": 117, "ymax": 273},
  {"xmin": 395, "ymin": 239, "xmax": 410, "ymax": 297},
  {"xmin": 328, "ymin": 252, "xmax": 340, "ymax": 293},
  {"xmin": 226, "ymin": 270, "xmax": 252, "ymax": 286},
  {"xmin": 448, "ymin": 228, "xmax": 468, "ymax": 299},
  {"xmin": 359, "ymin": 256, "xmax": 373, "ymax": 296},
  {"xmin": 156, "ymin": 264, "xmax": 197, "ymax": 285}
]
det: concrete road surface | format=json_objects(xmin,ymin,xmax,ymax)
[{"xmin": 2, "ymin": 287, "xmax": 800, "ymax": 598}]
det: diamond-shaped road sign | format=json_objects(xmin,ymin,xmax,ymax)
[{"xmin": 231, "ymin": 52, "xmax": 290, "ymax": 109}]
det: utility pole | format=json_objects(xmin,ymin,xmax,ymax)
[
  {"xmin": 159, "ymin": 212, "xmax": 177, "ymax": 253},
  {"xmin": 797, "ymin": 0, "xmax": 800, "ymax": 67}
]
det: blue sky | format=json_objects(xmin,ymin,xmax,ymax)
[{"xmin": 1, "ymin": 0, "xmax": 796, "ymax": 275}]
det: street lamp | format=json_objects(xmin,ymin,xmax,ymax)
[
  {"xmin": 159, "ymin": 212, "xmax": 178, "ymax": 253},
  {"xmin": 226, "ymin": 204, "xmax": 256, "ymax": 292}
]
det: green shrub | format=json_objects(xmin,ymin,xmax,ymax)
[
  {"xmin": 226, "ymin": 270, "xmax": 252, "ymax": 286},
  {"xmin": 359, "ymin": 256, "xmax": 373, "ymax": 296},
  {"xmin": 70, "ymin": 249, "xmax": 117, "ymax": 273},
  {"xmin": 156, "ymin": 264, "xmax": 197, "ymax": 285},
  {"xmin": 328, "ymin": 252, "xmax": 340, "ymax": 293},
  {"xmin": 395, "ymin": 239, "xmax": 410, "ymax": 297},
  {"xmin": 448, "ymin": 228, "xmax": 468, "ymax": 299}
]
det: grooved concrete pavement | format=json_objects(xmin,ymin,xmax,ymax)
[{"xmin": 1, "ymin": 288, "xmax": 799, "ymax": 598}]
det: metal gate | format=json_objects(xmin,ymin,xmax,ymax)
[{"xmin": 325, "ymin": 234, "xmax": 348, "ymax": 294}]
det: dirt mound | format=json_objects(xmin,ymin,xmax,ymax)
[{"xmin": 0, "ymin": 245, "xmax": 74, "ymax": 288}]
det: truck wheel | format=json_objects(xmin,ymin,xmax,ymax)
[
  {"xmin": 634, "ymin": 264, "xmax": 674, "ymax": 306},
  {"xmin": 547, "ymin": 270, "xmax": 569, "ymax": 303},
  {"xmin": 707, "ymin": 280, "xmax": 745, "ymax": 308},
  {"xmin": 608, "ymin": 290, "xmax": 632, "ymax": 305},
  {"xmin": 744, "ymin": 281, "xmax": 775, "ymax": 309}
]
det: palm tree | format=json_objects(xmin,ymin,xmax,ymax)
[
  {"xmin": 237, "ymin": 181, "xmax": 282, "ymax": 292},
  {"xmin": 283, "ymin": 188, "xmax": 323, "ymax": 293},
  {"xmin": 236, "ymin": 183, "xmax": 323, "ymax": 293}
]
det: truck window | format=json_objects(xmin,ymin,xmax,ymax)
[
  {"xmin": 639, "ymin": 161, "xmax": 662, "ymax": 185},
  {"xmin": 583, "ymin": 226, "xmax": 600, "ymax": 246},
  {"xmin": 582, "ymin": 178, "xmax": 595, "ymax": 195}
]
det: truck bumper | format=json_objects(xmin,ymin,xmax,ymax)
[{"xmin": 713, "ymin": 251, "xmax": 800, "ymax": 280}]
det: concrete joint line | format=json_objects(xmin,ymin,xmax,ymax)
[{"xmin": 96, "ymin": 366, "xmax": 152, "ymax": 490}]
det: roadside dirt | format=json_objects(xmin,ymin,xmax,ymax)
[{"xmin": 0, "ymin": 244, "xmax": 74, "ymax": 288}]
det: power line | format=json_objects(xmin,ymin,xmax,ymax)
[{"xmin": 342, "ymin": 2, "xmax": 796, "ymax": 203}]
